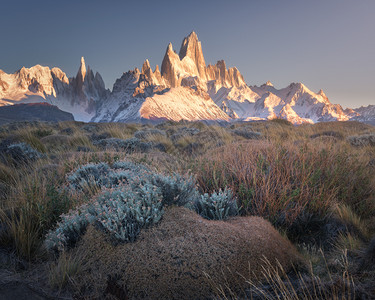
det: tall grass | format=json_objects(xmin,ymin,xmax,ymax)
[
  {"xmin": 207, "ymin": 251, "xmax": 357, "ymax": 300},
  {"xmin": 0, "ymin": 165, "xmax": 73, "ymax": 259},
  {"xmin": 0, "ymin": 118, "xmax": 374, "ymax": 298},
  {"xmin": 194, "ymin": 140, "xmax": 374, "ymax": 226}
]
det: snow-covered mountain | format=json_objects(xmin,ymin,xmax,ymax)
[
  {"xmin": 93, "ymin": 31, "xmax": 355, "ymax": 124},
  {"xmin": 350, "ymin": 105, "xmax": 375, "ymax": 125},
  {"xmin": 0, "ymin": 31, "xmax": 373, "ymax": 124},
  {"xmin": 93, "ymin": 31, "xmax": 240, "ymax": 122},
  {"xmin": 0, "ymin": 57, "xmax": 109, "ymax": 121}
]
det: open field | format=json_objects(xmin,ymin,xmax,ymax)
[{"xmin": 0, "ymin": 119, "xmax": 374, "ymax": 299}]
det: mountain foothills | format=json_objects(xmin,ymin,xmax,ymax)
[{"xmin": 0, "ymin": 32, "xmax": 373, "ymax": 124}]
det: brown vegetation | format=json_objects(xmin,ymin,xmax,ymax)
[
  {"xmin": 72, "ymin": 206, "xmax": 303, "ymax": 299},
  {"xmin": 0, "ymin": 119, "xmax": 374, "ymax": 299}
]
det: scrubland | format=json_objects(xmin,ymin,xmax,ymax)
[{"xmin": 0, "ymin": 119, "xmax": 374, "ymax": 299}]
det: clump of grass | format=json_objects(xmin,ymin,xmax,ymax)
[
  {"xmin": 335, "ymin": 233, "xmax": 363, "ymax": 252},
  {"xmin": 207, "ymin": 251, "xmax": 360, "ymax": 300},
  {"xmin": 270, "ymin": 118, "xmax": 293, "ymax": 126},
  {"xmin": 146, "ymin": 134, "xmax": 175, "ymax": 153},
  {"xmin": 31, "ymin": 128, "xmax": 54, "ymax": 138},
  {"xmin": 333, "ymin": 204, "xmax": 369, "ymax": 239},
  {"xmin": 0, "ymin": 162, "xmax": 17, "ymax": 185},
  {"xmin": 0, "ymin": 166, "xmax": 73, "ymax": 260},
  {"xmin": 174, "ymin": 135, "xmax": 195, "ymax": 148},
  {"xmin": 69, "ymin": 133, "xmax": 92, "ymax": 149},
  {"xmin": 48, "ymin": 251, "xmax": 81, "ymax": 290},
  {"xmin": 100, "ymin": 123, "xmax": 138, "ymax": 139},
  {"xmin": 16, "ymin": 129, "xmax": 47, "ymax": 153}
]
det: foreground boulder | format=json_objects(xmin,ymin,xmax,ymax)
[{"xmin": 73, "ymin": 206, "xmax": 303, "ymax": 299}]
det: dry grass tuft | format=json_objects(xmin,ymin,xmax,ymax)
[{"xmin": 48, "ymin": 251, "xmax": 81, "ymax": 290}]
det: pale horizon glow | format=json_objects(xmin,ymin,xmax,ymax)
[{"xmin": 0, "ymin": 0, "xmax": 374, "ymax": 109}]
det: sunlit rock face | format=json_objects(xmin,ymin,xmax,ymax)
[
  {"xmin": 0, "ymin": 57, "xmax": 109, "ymax": 122},
  {"xmin": 159, "ymin": 31, "xmax": 246, "ymax": 90},
  {"xmin": 94, "ymin": 31, "xmax": 249, "ymax": 122}
]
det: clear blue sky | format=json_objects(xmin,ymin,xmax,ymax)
[{"xmin": 1, "ymin": 0, "xmax": 374, "ymax": 108}]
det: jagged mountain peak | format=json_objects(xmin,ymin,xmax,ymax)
[
  {"xmin": 179, "ymin": 31, "xmax": 200, "ymax": 59},
  {"xmin": 288, "ymin": 82, "xmax": 306, "ymax": 90},
  {"xmin": 318, "ymin": 89, "xmax": 327, "ymax": 98},
  {"xmin": 141, "ymin": 59, "xmax": 151, "ymax": 74},
  {"xmin": 264, "ymin": 80, "xmax": 273, "ymax": 87},
  {"xmin": 178, "ymin": 31, "xmax": 206, "ymax": 79},
  {"xmin": 166, "ymin": 42, "xmax": 175, "ymax": 53},
  {"xmin": 160, "ymin": 32, "xmax": 246, "ymax": 89},
  {"xmin": 3, "ymin": 32, "xmax": 371, "ymax": 125},
  {"xmin": 77, "ymin": 56, "xmax": 87, "ymax": 82}
]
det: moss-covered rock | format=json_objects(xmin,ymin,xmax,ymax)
[{"xmin": 73, "ymin": 206, "xmax": 303, "ymax": 300}]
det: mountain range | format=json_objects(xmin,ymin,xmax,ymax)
[{"xmin": 0, "ymin": 32, "xmax": 373, "ymax": 124}]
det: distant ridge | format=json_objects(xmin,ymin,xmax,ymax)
[{"xmin": 0, "ymin": 103, "xmax": 74, "ymax": 125}]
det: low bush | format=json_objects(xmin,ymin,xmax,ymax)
[
  {"xmin": 152, "ymin": 172, "xmax": 198, "ymax": 207},
  {"xmin": 347, "ymin": 134, "xmax": 375, "ymax": 147},
  {"xmin": 93, "ymin": 137, "xmax": 151, "ymax": 152},
  {"xmin": 66, "ymin": 162, "xmax": 111, "ymax": 192},
  {"xmin": 32, "ymin": 128, "xmax": 54, "ymax": 138},
  {"xmin": 91, "ymin": 183, "xmax": 164, "ymax": 244},
  {"xmin": 44, "ymin": 204, "xmax": 94, "ymax": 253},
  {"xmin": 193, "ymin": 188, "xmax": 238, "ymax": 220},
  {"xmin": 134, "ymin": 128, "xmax": 166, "ymax": 139},
  {"xmin": 0, "ymin": 141, "xmax": 43, "ymax": 166},
  {"xmin": 310, "ymin": 130, "xmax": 344, "ymax": 140},
  {"xmin": 170, "ymin": 126, "xmax": 200, "ymax": 141},
  {"xmin": 232, "ymin": 128, "xmax": 262, "ymax": 139},
  {"xmin": 46, "ymin": 161, "xmax": 200, "ymax": 252}
]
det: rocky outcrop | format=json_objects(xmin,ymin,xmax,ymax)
[{"xmin": 73, "ymin": 206, "xmax": 303, "ymax": 300}]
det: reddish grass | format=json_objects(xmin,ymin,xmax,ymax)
[{"xmin": 194, "ymin": 140, "xmax": 374, "ymax": 226}]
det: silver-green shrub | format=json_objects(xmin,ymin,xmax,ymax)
[
  {"xmin": 46, "ymin": 161, "xmax": 199, "ymax": 252},
  {"xmin": 93, "ymin": 137, "xmax": 151, "ymax": 152},
  {"xmin": 44, "ymin": 204, "xmax": 95, "ymax": 252},
  {"xmin": 193, "ymin": 188, "xmax": 238, "ymax": 220},
  {"xmin": 91, "ymin": 184, "xmax": 163, "ymax": 243},
  {"xmin": 152, "ymin": 173, "xmax": 199, "ymax": 207},
  {"xmin": 0, "ymin": 141, "xmax": 43, "ymax": 166},
  {"xmin": 66, "ymin": 162, "xmax": 111, "ymax": 191}
]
